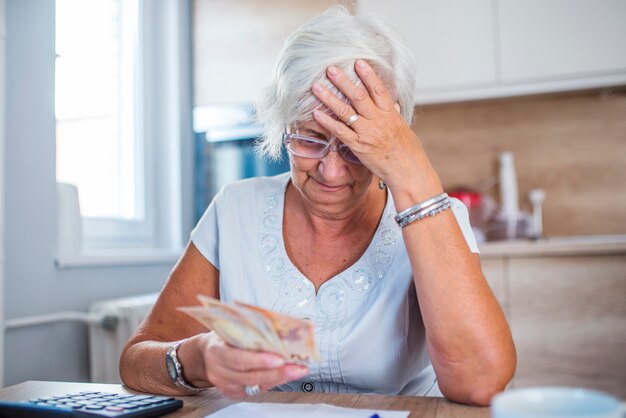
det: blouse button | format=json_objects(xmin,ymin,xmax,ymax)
[{"xmin": 301, "ymin": 382, "xmax": 314, "ymax": 392}]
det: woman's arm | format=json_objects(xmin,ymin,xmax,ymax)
[
  {"xmin": 397, "ymin": 203, "xmax": 516, "ymax": 406},
  {"xmin": 119, "ymin": 242, "xmax": 308, "ymax": 397},
  {"xmin": 311, "ymin": 60, "xmax": 516, "ymax": 405}
]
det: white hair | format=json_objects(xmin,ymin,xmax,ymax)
[{"xmin": 255, "ymin": 5, "xmax": 417, "ymax": 160}]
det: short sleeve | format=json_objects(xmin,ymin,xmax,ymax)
[
  {"xmin": 450, "ymin": 197, "xmax": 480, "ymax": 254},
  {"xmin": 190, "ymin": 190, "xmax": 222, "ymax": 269}
]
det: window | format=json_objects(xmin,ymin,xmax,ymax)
[
  {"xmin": 55, "ymin": 0, "xmax": 188, "ymax": 256},
  {"xmin": 56, "ymin": 0, "xmax": 139, "ymax": 220}
]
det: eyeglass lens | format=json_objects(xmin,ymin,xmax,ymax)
[{"xmin": 286, "ymin": 134, "xmax": 361, "ymax": 164}]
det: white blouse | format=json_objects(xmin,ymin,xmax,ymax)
[{"xmin": 190, "ymin": 172, "xmax": 479, "ymax": 396}]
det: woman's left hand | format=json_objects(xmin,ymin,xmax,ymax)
[{"xmin": 311, "ymin": 60, "xmax": 439, "ymax": 195}]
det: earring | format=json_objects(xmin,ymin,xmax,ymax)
[{"xmin": 378, "ymin": 179, "xmax": 386, "ymax": 190}]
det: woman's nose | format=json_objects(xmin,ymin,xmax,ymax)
[{"xmin": 318, "ymin": 148, "xmax": 348, "ymax": 180}]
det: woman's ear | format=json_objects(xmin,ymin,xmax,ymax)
[{"xmin": 394, "ymin": 102, "xmax": 401, "ymax": 112}]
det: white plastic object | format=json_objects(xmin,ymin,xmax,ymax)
[
  {"xmin": 57, "ymin": 182, "xmax": 82, "ymax": 257},
  {"xmin": 528, "ymin": 188, "xmax": 546, "ymax": 239},
  {"xmin": 498, "ymin": 152, "xmax": 519, "ymax": 239}
]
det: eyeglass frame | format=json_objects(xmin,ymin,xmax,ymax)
[{"xmin": 283, "ymin": 131, "xmax": 362, "ymax": 164}]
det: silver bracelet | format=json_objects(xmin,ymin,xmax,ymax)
[
  {"xmin": 395, "ymin": 193, "xmax": 451, "ymax": 228},
  {"xmin": 396, "ymin": 199, "xmax": 451, "ymax": 228}
]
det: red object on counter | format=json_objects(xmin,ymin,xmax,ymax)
[{"xmin": 448, "ymin": 189, "xmax": 482, "ymax": 209}]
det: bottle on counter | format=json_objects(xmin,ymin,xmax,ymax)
[
  {"xmin": 484, "ymin": 151, "xmax": 533, "ymax": 241},
  {"xmin": 528, "ymin": 188, "xmax": 546, "ymax": 240},
  {"xmin": 499, "ymin": 151, "xmax": 519, "ymax": 239}
]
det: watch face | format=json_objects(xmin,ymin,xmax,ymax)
[{"xmin": 165, "ymin": 353, "xmax": 178, "ymax": 381}]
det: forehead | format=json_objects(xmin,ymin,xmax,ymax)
[{"xmin": 292, "ymin": 119, "xmax": 326, "ymax": 134}]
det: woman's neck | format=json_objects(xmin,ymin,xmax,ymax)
[{"xmin": 285, "ymin": 181, "xmax": 387, "ymax": 240}]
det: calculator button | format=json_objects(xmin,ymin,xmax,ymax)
[
  {"xmin": 126, "ymin": 395, "xmax": 154, "ymax": 402},
  {"xmin": 117, "ymin": 403, "xmax": 139, "ymax": 409},
  {"xmin": 85, "ymin": 405, "xmax": 106, "ymax": 410},
  {"xmin": 106, "ymin": 406, "xmax": 125, "ymax": 412}
]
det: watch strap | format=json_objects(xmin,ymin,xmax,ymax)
[{"xmin": 167, "ymin": 338, "xmax": 208, "ymax": 392}]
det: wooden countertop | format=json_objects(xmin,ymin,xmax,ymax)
[
  {"xmin": 0, "ymin": 381, "xmax": 490, "ymax": 418},
  {"xmin": 478, "ymin": 234, "xmax": 626, "ymax": 258}
]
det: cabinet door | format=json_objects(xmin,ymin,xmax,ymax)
[
  {"xmin": 358, "ymin": 0, "xmax": 497, "ymax": 92},
  {"xmin": 480, "ymin": 257, "xmax": 509, "ymax": 319},
  {"xmin": 509, "ymin": 255, "xmax": 626, "ymax": 398},
  {"xmin": 193, "ymin": 0, "xmax": 343, "ymax": 105},
  {"xmin": 498, "ymin": 0, "xmax": 626, "ymax": 82}
]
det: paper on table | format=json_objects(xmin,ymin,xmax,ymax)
[{"xmin": 205, "ymin": 402, "xmax": 410, "ymax": 418}]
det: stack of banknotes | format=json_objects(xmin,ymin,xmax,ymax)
[{"xmin": 179, "ymin": 295, "xmax": 319, "ymax": 362}]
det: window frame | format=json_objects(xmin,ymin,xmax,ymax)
[{"xmin": 55, "ymin": 0, "xmax": 190, "ymax": 259}]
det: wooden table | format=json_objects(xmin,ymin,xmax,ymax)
[{"xmin": 0, "ymin": 381, "xmax": 490, "ymax": 418}]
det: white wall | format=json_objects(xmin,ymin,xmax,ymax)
[
  {"xmin": 0, "ymin": 0, "xmax": 6, "ymax": 387},
  {"xmin": 3, "ymin": 0, "xmax": 194, "ymax": 386}
]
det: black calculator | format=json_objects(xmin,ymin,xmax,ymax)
[{"xmin": 0, "ymin": 391, "xmax": 183, "ymax": 417}]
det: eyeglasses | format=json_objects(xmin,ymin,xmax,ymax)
[{"xmin": 284, "ymin": 132, "xmax": 362, "ymax": 164}]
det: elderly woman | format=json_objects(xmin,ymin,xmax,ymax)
[{"xmin": 120, "ymin": 6, "xmax": 515, "ymax": 405}]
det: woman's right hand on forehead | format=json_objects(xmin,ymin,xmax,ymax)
[{"xmin": 311, "ymin": 60, "xmax": 442, "ymax": 197}]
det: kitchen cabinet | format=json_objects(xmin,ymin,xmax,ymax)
[
  {"xmin": 508, "ymin": 255, "xmax": 626, "ymax": 398},
  {"xmin": 358, "ymin": 0, "xmax": 626, "ymax": 104},
  {"xmin": 481, "ymin": 257, "xmax": 509, "ymax": 318},
  {"xmin": 498, "ymin": 0, "xmax": 626, "ymax": 83},
  {"xmin": 478, "ymin": 237, "xmax": 626, "ymax": 398},
  {"xmin": 357, "ymin": 0, "xmax": 497, "ymax": 91},
  {"xmin": 193, "ymin": 0, "xmax": 346, "ymax": 106}
]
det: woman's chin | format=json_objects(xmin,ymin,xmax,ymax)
[{"xmin": 303, "ymin": 187, "xmax": 356, "ymax": 213}]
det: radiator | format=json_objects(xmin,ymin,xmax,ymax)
[{"xmin": 88, "ymin": 293, "xmax": 158, "ymax": 383}]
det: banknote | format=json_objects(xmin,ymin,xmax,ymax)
[
  {"xmin": 178, "ymin": 295, "xmax": 319, "ymax": 362},
  {"xmin": 234, "ymin": 301, "xmax": 318, "ymax": 362},
  {"xmin": 177, "ymin": 305, "xmax": 274, "ymax": 352}
]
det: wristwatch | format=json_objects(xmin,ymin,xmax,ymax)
[{"xmin": 165, "ymin": 338, "xmax": 208, "ymax": 392}]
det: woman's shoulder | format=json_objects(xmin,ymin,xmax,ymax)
[{"xmin": 218, "ymin": 172, "xmax": 290, "ymax": 203}]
